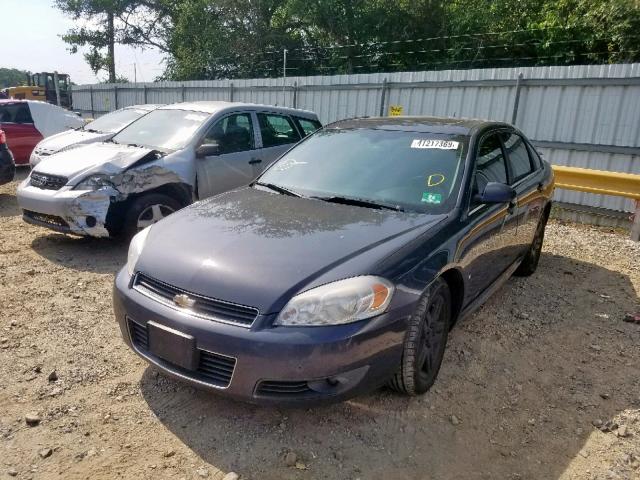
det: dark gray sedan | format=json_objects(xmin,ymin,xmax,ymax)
[{"xmin": 113, "ymin": 117, "xmax": 554, "ymax": 405}]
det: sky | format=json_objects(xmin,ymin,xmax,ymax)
[{"xmin": 0, "ymin": 0, "xmax": 166, "ymax": 85}]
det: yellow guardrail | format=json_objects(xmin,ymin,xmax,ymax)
[{"xmin": 551, "ymin": 165, "xmax": 640, "ymax": 241}]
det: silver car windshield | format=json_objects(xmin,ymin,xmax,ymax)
[
  {"xmin": 112, "ymin": 109, "xmax": 210, "ymax": 151},
  {"xmin": 258, "ymin": 128, "xmax": 468, "ymax": 213},
  {"xmin": 84, "ymin": 108, "xmax": 149, "ymax": 134}
]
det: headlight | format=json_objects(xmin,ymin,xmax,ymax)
[
  {"xmin": 74, "ymin": 174, "xmax": 115, "ymax": 190},
  {"xmin": 127, "ymin": 227, "xmax": 151, "ymax": 276},
  {"xmin": 275, "ymin": 276, "xmax": 394, "ymax": 326}
]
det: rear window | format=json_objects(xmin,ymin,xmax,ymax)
[{"xmin": 0, "ymin": 103, "xmax": 33, "ymax": 124}]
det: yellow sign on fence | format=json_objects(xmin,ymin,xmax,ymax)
[{"xmin": 389, "ymin": 105, "xmax": 403, "ymax": 116}]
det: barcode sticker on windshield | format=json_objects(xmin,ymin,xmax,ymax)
[{"xmin": 411, "ymin": 139, "xmax": 459, "ymax": 150}]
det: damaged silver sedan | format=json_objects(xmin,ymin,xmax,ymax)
[{"xmin": 16, "ymin": 101, "xmax": 321, "ymax": 237}]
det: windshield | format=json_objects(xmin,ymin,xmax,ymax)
[
  {"xmin": 112, "ymin": 109, "xmax": 210, "ymax": 151},
  {"xmin": 258, "ymin": 128, "xmax": 468, "ymax": 213},
  {"xmin": 84, "ymin": 108, "xmax": 149, "ymax": 134}
]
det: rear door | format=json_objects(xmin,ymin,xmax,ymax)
[
  {"xmin": 501, "ymin": 131, "xmax": 545, "ymax": 256},
  {"xmin": 255, "ymin": 112, "xmax": 302, "ymax": 169},
  {"xmin": 459, "ymin": 131, "xmax": 519, "ymax": 302},
  {"xmin": 195, "ymin": 112, "xmax": 257, "ymax": 199},
  {"xmin": 0, "ymin": 103, "xmax": 42, "ymax": 164}
]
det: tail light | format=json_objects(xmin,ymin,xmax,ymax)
[{"xmin": 0, "ymin": 130, "xmax": 5, "ymax": 145}]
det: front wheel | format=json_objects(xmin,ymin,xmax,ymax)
[
  {"xmin": 388, "ymin": 277, "xmax": 451, "ymax": 395},
  {"xmin": 122, "ymin": 193, "xmax": 182, "ymax": 238}
]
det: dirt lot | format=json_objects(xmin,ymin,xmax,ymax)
[{"xmin": 1, "ymin": 170, "xmax": 639, "ymax": 480}]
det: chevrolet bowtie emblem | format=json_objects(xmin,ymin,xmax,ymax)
[{"xmin": 173, "ymin": 293, "xmax": 196, "ymax": 309}]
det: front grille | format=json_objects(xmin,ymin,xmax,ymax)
[
  {"xmin": 23, "ymin": 210, "xmax": 69, "ymax": 228},
  {"xmin": 30, "ymin": 172, "xmax": 67, "ymax": 190},
  {"xmin": 256, "ymin": 380, "xmax": 313, "ymax": 397},
  {"xmin": 128, "ymin": 319, "xmax": 236, "ymax": 388},
  {"xmin": 133, "ymin": 273, "xmax": 259, "ymax": 327}
]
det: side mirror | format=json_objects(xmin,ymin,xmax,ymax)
[
  {"xmin": 195, "ymin": 143, "xmax": 220, "ymax": 158},
  {"xmin": 475, "ymin": 182, "xmax": 516, "ymax": 204}
]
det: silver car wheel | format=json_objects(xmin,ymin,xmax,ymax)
[{"xmin": 136, "ymin": 204, "xmax": 175, "ymax": 230}]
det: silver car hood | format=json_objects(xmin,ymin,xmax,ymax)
[
  {"xmin": 33, "ymin": 142, "xmax": 157, "ymax": 182},
  {"xmin": 34, "ymin": 129, "xmax": 108, "ymax": 155}
]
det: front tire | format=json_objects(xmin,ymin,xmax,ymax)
[
  {"xmin": 389, "ymin": 277, "xmax": 451, "ymax": 395},
  {"xmin": 122, "ymin": 193, "xmax": 182, "ymax": 238}
]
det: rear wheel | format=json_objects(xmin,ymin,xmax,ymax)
[
  {"xmin": 514, "ymin": 211, "xmax": 549, "ymax": 277},
  {"xmin": 122, "ymin": 193, "xmax": 182, "ymax": 238},
  {"xmin": 389, "ymin": 277, "xmax": 451, "ymax": 395}
]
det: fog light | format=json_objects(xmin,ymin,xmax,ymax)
[{"xmin": 85, "ymin": 216, "xmax": 97, "ymax": 228}]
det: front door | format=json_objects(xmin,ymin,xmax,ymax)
[
  {"xmin": 196, "ymin": 112, "xmax": 256, "ymax": 199},
  {"xmin": 459, "ymin": 132, "xmax": 519, "ymax": 303}
]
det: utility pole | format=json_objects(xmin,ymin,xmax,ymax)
[{"xmin": 283, "ymin": 48, "xmax": 288, "ymax": 107}]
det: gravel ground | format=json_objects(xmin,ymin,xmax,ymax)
[{"xmin": 1, "ymin": 171, "xmax": 639, "ymax": 480}]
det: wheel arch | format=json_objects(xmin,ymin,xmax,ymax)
[
  {"xmin": 105, "ymin": 182, "xmax": 194, "ymax": 236},
  {"xmin": 439, "ymin": 268, "xmax": 465, "ymax": 328}
]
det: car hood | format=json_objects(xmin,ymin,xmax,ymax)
[
  {"xmin": 33, "ymin": 142, "xmax": 157, "ymax": 182},
  {"xmin": 34, "ymin": 129, "xmax": 108, "ymax": 155},
  {"xmin": 136, "ymin": 188, "xmax": 445, "ymax": 314}
]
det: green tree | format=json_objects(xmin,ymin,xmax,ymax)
[
  {"xmin": 55, "ymin": 0, "xmax": 174, "ymax": 83},
  {"xmin": 164, "ymin": 0, "xmax": 297, "ymax": 80},
  {"xmin": 0, "ymin": 68, "xmax": 30, "ymax": 88}
]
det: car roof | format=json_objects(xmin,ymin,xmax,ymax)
[
  {"xmin": 160, "ymin": 101, "xmax": 318, "ymax": 119},
  {"xmin": 326, "ymin": 116, "xmax": 512, "ymax": 135},
  {"xmin": 125, "ymin": 104, "xmax": 164, "ymax": 111}
]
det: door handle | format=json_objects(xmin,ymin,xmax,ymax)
[{"xmin": 249, "ymin": 158, "xmax": 262, "ymax": 165}]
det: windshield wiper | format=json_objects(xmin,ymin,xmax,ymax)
[
  {"xmin": 83, "ymin": 128, "xmax": 102, "ymax": 134},
  {"xmin": 312, "ymin": 195, "xmax": 404, "ymax": 212},
  {"xmin": 126, "ymin": 143, "xmax": 145, "ymax": 148},
  {"xmin": 254, "ymin": 182, "xmax": 302, "ymax": 197}
]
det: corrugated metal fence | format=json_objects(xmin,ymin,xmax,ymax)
[{"xmin": 72, "ymin": 64, "xmax": 640, "ymax": 216}]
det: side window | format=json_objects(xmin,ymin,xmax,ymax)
[
  {"xmin": 0, "ymin": 103, "xmax": 33, "ymax": 124},
  {"xmin": 294, "ymin": 117, "xmax": 322, "ymax": 137},
  {"xmin": 258, "ymin": 113, "xmax": 301, "ymax": 147},
  {"xmin": 473, "ymin": 133, "xmax": 508, "ymax": 203},
  {"xmin": 502, "ymin": 132, "xmax": 534, "ymax": 183},
  {"xmin": 202, "ymin": 113, "xmax": 254, "ymax": 154},
  {"xmin": 526, "ymin": 142, "xmax": 542, "ymax": 169}
]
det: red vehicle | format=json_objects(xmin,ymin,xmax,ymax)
[{"xmin": 0, "ymin": 100, "xmax": 84, "ymax": 165}]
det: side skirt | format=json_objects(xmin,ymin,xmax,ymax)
[{"xmin": 457, "ymin": 258, "xmax": 523, "ymax": 323}]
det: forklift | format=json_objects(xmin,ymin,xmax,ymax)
[{"xmin": 1, "ymin": 72, "xmax": 72, "ymax": 108}]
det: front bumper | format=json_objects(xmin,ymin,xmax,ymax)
[
  {"xmin": 113, "ymin": 268, "xmax": 410, "ymax": 406},
  {"xmin": 16, "ymin": 178, "xmax": 114, "ymax": 237}
]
